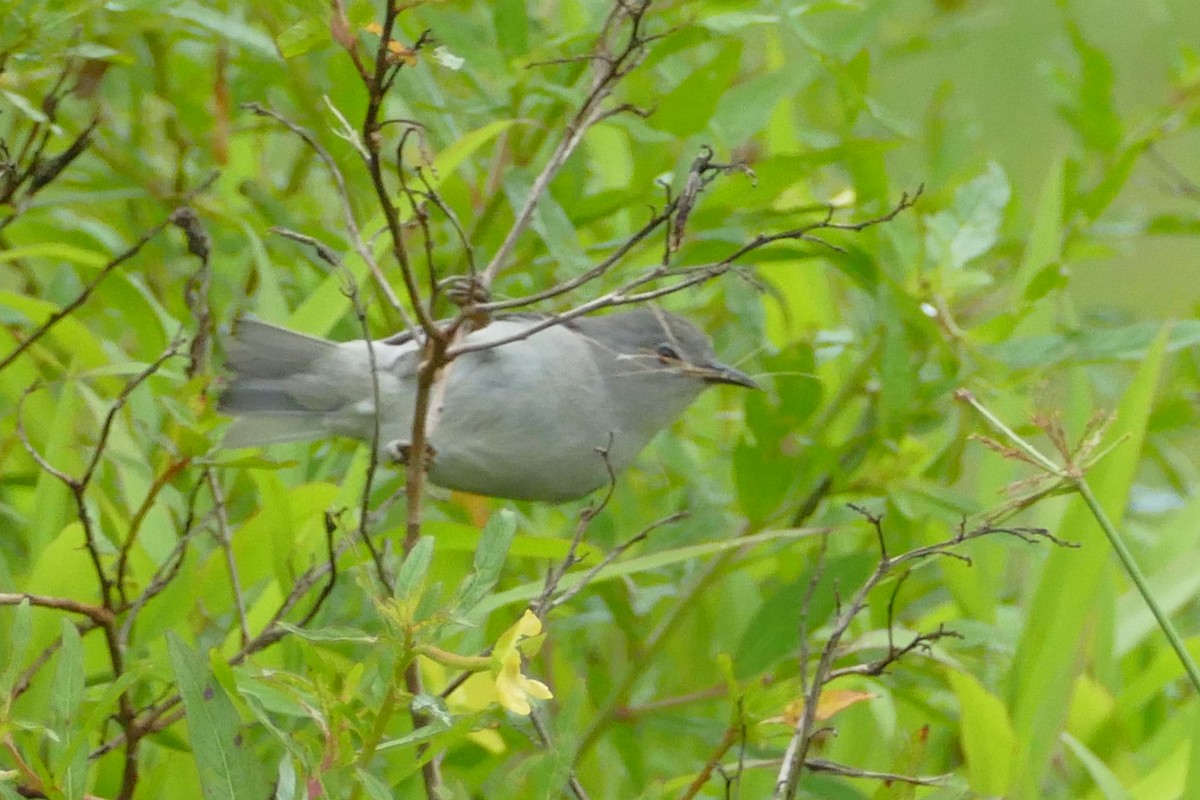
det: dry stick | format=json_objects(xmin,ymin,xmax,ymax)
[
  {"xmin": 0, "ymin": 58, "xmax": 96, "ymax": 228},
  {"xmin": 0, "ymin": 171, "xmax": 218, "ymax": 373},
  {"xmin": 771, "ymin": 515, "xmax": 1065, "ymax": 800},
  {"xmin": 173, "ymin": 206, "xmax": 213, "ymax": 378},
  {"xmin": 679, "ymin": 723, "xmax": 742, "ymax": 800},
  {"xmin": 15, "ymin": 478, "xmax": 206, "ymax": 705},
  {"xmin": 386, "ymin": 9, "xmax": 658, "ymax": 797},
  {"xmin": 802, "ymin": 760, "xmax": 948, "ymax": 786},
  {"xmin": 353, "ymin": 10, "xmax": 443, "ymax": 798},
  {"xmin": 450, "ymin": 188, "xmax": 923, "ymax": 360},
  {"xmin": 0, "ymin": 593, "xmax": 113, "ymax": 625}
]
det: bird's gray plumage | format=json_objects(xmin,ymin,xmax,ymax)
[{"xmin": 219, "ymin": 308, "xmax": 755, "ymax": 502}]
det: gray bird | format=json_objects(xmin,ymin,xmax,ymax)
[{"xmin": 219, "ymin": 308, "xmax": 756, "ymax": 502}]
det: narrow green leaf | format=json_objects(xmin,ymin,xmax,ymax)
[
  {"xmin": 431, "ymin": 120, "xmax": 517, "ymax": 184},
  {"xmin": 1057, "ymin": 19, "xmax": 1122, "ymax": 154},
  {"xmin": 473, "ymin": 527, "xmax": 825, "ymax": 616},
  {"xmin": 1009, "ymin": 329, "xmax": 1168, "ymax": 796},
  {"xmin": 394, "ymin": 535, "xmax": 435, "ymax": 602},
  {"xmin": 167, "ymin": 635, "xmax": 271, "ymax": 800},
  {"xmin": 1062, "ymin": 733, "xmax": 1131, "ymax": 800},
  {"xmin": 503, "ymin": 169, "xmax": 588, "ymax": 272},
  {"xmin": 0, "ymin": 243, "xmax": 108, "ymax": 267},
  {"xmin": 166, "ymin": 3, "xmax": 278, "ymax": 59},
  {"xmin": 274, "ymin": 623, "xmax": 378, "ymax": 644},
  {"xmin": 733, "ymin": 554, "xmax": 873, "ymax": 678},
  {"xmin": 1183, "ymin": 705, "xmax": 1200, "ymax": 800},
  {"xmin": 1079, "ymin": 142, "xmax": 1145, "ymax": 222},
  {"xmin": 0, "ymin": 599, "xmax": 32, "ymax": 702},
  {"xmin": 355, "ymin": 767, "xmax": 395, "ymax": 800},
  {"xmin": 1014, "ymin": 158, "xmax": 1064, "ymax": 297},
  {"xmin": 1, "ymin": 89, "xmax": 58, "ymax": 128},
  {"xmin": 454, "ymin": 509, "xmax": 517, "ymax": 614},
  {"xmin": 949, "ymin": 669, "xmax": 1016, "ymax": 796},
  {"xmin": 51, "ymin": 618, "xmax": 85, "ymax": 724}
]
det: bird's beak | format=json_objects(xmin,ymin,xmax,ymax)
[{"xmin": 701, "ymin": 361, "xmax": 759, "ymax": 389}]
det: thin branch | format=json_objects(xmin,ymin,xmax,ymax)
[
  {"xmin": 0, "ymin": 593, "xmax": 114, "ymax": 626},
  {"xmin": 480, "ymin": 0, "xmax": 656, "ymax": 287}
]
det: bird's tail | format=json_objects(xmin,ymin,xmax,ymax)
[{"xmin": 219, "ymin": 319, "xmax": 339, "ymax": 447}]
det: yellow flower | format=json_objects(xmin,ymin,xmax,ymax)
[{"xmin": 491, "ymin": 610, "xmax": 553, "ymax": 715}]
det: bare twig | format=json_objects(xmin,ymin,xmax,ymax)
[
  {"xmin": 480, "ymin": 0, "xmax": 656, "ymax": 286},
  {"xmin": 772, "ymin": 512, "xmax": 1066, "ymax": 799},
  {"xmin": 0, "ymin": 593, "xmax": 113, "ymax": 626},
  {"xmin": 172, "ymin": 206, "xmax": 213, "ymax": 378}
]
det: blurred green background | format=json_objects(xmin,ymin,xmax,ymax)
[{"xmin": 2, "ymin": 1, "xmax": 1199, "ymax": 799}]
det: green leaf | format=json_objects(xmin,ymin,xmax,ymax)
[
  {"xmin": 1014, "ymin": 157, "xmax": 1064, "ymax": 297},
  {"xmin": 733, "ymin": 554, "xmax": 873, "ymax": 678},
  {"xmin": 454, "ymin": 509, "xmax": 517, "ymax": 614},
  {"xmin": 394, "ymin": 535, "xmax": 435, "ymax": 602},
  {"xmin": 355, "ymin": 767, "xmax": 396, "ymax": 800},
  {"xmin": 1057, "ymin": 19, "xmax": 1122, "ymax": 154},
  {"xmin": 949, "ymin": 669, "xmax": 1016, "ymax": 796},
  {"xmin": 1078, "ymin": 141, "xmax": 1145, "ymax": 222},
  {"xmin": 1022, "ymin": 262, "xmax": 1068, "ymax": 303},
  {"xmin": 733, "ymin": 434, "xmax": 796, "ymax": 524},
  {"xmin": 1009, "ymin": 328, "xmax": 1168, "ymax": 796},
  {"xmin": 167, "ymin": 2, "xmax": 279, "ymax": 59},
  {"xmin": 276, "ymin": 17, "xmax": 327, "ymax": 59},
  {"xmin": 274, "ymin": 623, "xmax": 378, "ymax": 644},
  {"xmin": 924, "ymin": 162, "xmax": 1010, "ymax": 272},
  {"xmin": 473, "ymin": 527, "xmax": 824, "ymax": 616},
  {"xmin": 654, "ymin": 41, "xmax": 744, "ymax": 137},
  {"xmin": 503, "ymin": 169, "xmax": 589, "ymax": 272},
  {"xmin": 1062, "ymin": 733, "xmax": 1131, "ymax": 800},
  {"xmin": 167, "ymin": 635, "xmax": 271, "ymax": 800},
  {"xmin": 431, "ymin": 120, "xmax": 518, "ymax": 183},
  {"xmin": 0, "ymin": 598, "xmax": 31, "ymax": 703},
  {"xmin": 51, "ymin": 618, "xmax": 85, "ymax": 724},
  {"xmin": 1, "ymin": 89, "xmax": 59, "ymax": 129},
  {"xmin": 0, "ymin": 243, "xmax": 108, "ymax": 267}
]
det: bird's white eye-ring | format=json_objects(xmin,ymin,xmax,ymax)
[{"xmin": 656, "ymin": 344, "xmax": 679, "ymax": 361}]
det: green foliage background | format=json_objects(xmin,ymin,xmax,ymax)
[{"xmin": 2, "ymin": 1, "xmax": 1199, "ymax": 798}]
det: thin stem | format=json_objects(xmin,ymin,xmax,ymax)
[{"xmin": 1075, "ymin": 478, "xmax": 1200, "ymax": 692}]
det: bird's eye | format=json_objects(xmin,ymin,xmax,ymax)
[{"xmin": 655, "ymin": 344, "xmax": 679, "ymax": 361}]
